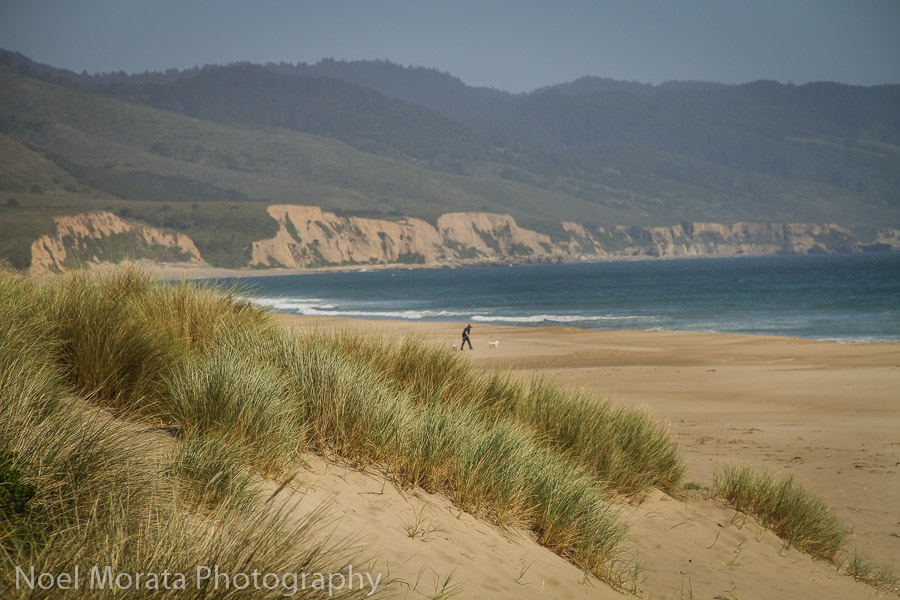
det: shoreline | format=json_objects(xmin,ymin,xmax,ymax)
[
  {"xmin": 146, "ymin": 248, "xmax": 891, "ymax": 281},
  {"xmin": 278, "ymin": 313, "xmax": 900, "ymax": 353},
  {"xmin": 148, "ymin": 256, "xmax": 577, "ymax": 281},
  {"xmin": 282, "ymin": 314, "xmax": 900, "ymax": 344},
  {"xmin": 144, "ymin": 254, "xmax": 900, "ymax": 345}
]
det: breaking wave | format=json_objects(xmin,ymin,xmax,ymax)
[{"xmin": 469, "ymin": 314, "xmax": 655, "ymax": 324}]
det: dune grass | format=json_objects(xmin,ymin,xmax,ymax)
[
  {"xmin": 0, "ymin": 276, "xmax": 374, "ymax": 598},
  {"xmin": 714, "ymin": 466, "xmax": 900, "ymax": 594},
  {"xmin": 841, "ymin": 548, "xmax": 899, "ymax": 594},
  {"xmin": 167, "ymin": 432, "xmax": 259, "ymax": 510},
  {"xmin": 4, "ymin": 266, "xmax": 892, "ymax": 594},
  {"xmin": 41, "ymin": 269, "xmax": 275, "ymax": 412},
  {"xmin": 713, "ymin": 465, "xmax": 847, "ymax": 561},
  {"xmin": 0, "ymin": 267, "xmax": 649, "ymax": 586},
  {"xmin": 227, "ymin": 329, "xmax": 628, "ymax": 575},
  {"xmin": 306, "ymin": 331, "xmax": 686, "ymax": 496},
  {"xmin": 165, "ymin": 347, "xmax": 302, "ymax": 477}
]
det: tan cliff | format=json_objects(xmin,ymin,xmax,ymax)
[
  {"xmin": 250, "ymin": 205, "xmax": 449, "ymax": 268},
  {"xmin": 203, "ymin": 206, "xmax": 900, "ymax": 269},
  {"xmin": 435, "ymin": 212, "xmax": 556, "ymax": 259},
  {"xmin": 29, "ymin": 211, "xmax": 204, "ymax": 275},
  {"xmin": 584, "ymin": 222, "xmax": 864, "ymax": 258},
  {"xmin": 27, "ymin": 205, "xmax": 899, "ymax": 274},
  {"xmin": 873, "ymin": 228, "xmax": 900, "ymax": 251},
  {"xmin": 251, "ymin": 206, "xmax": 558, "ymax": 268}
]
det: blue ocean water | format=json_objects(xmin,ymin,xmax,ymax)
[{"xmin": 214, "ymin": 253, "xmax": 900, "ymax": 342}]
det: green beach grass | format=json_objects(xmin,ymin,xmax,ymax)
[
  {"xmin": 1, "ymin": 266, "xmax": 890, "ymax": 596},
  {"xmin": 713, "ymin": 465, "xmax": 897, "ymax": 594},
  {"xmin": 0, "ymin": 270, "xmax": 374, "ymax": 599},
  {"xmin": 303, "ymin": 331, "xmax": 686, "ymax": 496},
  {"xmin": 713, "ymin": 464, "xmax": 846, "ymax": 561},
  {"xmin": 0, "ymin": 267, "xmax": 634, "ymax": 591}
]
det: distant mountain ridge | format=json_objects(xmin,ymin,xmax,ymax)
[
  {"xmin": 62, "ymin": 54, "xmax": 900, "ymax": 215},
  {"xmin": 0, "ymin": 49, "xmax": 741, "ymax": 96},
  {"xmin": 102, "ymin": 63, "xmax": 489, "ymax": 165},
  {"xmin": 264, "ymin": 58, "xmax": 518, "ymax": 123}
]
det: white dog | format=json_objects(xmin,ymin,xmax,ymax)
[{"xmin": 488, "ymin": 340, "xmax": 500, "ymax": 348}]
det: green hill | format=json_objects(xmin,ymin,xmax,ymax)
[
  {"xmin": 103, "ymin": 63, "xmax": 491, "ymax": 166},
  {"xmin": 90, "ymin": 60, "xmax": 900, "ymax": 227},
  {"xmin": 207, "ymin": 57, "xmax": 900, "ymax": 209}
]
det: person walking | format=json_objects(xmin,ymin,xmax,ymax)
[{"xmin": 460, "ymin": 324, "xmax": 473, "ymax": 350}]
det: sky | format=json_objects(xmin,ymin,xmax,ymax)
[{"xmin": 1, "ymin": 0, "xmax": 898, "ymax": 93}]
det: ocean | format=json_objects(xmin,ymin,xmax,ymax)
[{"xmin": 214, "ymin": 253, "xmax": 900, "ymax": 343}]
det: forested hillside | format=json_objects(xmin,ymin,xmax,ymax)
[
  {"xmin": 102, "ymin": 64, "xmax": 491, "ymax": 168},
  {"xmin": 5, "ymin": 50, "xmax": 899, "ymax": 214},
  {"xmin": 259, "ymin": 58, "xmax": 900, "ymax": 207}
]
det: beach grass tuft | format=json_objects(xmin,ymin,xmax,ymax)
[
  {"xmin": 167, "ymin": 432, "xmax": 260, "ymax": 510},
  {"xmin": 841, "ymin": 548, "xmax": 899, "ymax": 594},
  {"xmin": 164, "ymin": 345, "xmax": 301, "ymax": 476},
  {"xmin": 41, "ymin": 269, "xmax": 276, "ymax": 413},
  {"xmin": 250, "ymin": 331, "xmax": 630, "ymax": 572},
  {"xmin": 713, "ymin": 465, "xmax": 846, "ymax": 561},
  {"xmin": 308, "ymin": 332, "xmax": 685, "ymax": 496}
]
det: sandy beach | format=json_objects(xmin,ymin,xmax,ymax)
[{"xmin": 279, "ymin": 315, "xmax": 900, "ymax": 598}]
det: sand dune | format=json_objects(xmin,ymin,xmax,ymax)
[{"xmin": 279, "ymin": 315, "xmax": 900, "ymax": 598}]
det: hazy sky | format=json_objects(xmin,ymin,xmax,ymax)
[{"xmin": 1, "ymin": 0, "xmax": 898, "ymax": 92}]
